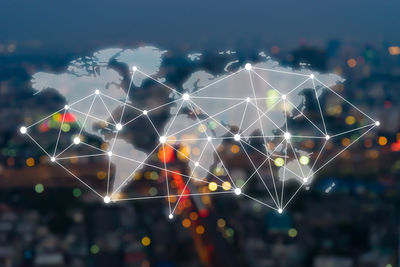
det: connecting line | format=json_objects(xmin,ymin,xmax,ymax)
[
  {"xmin": 78, "ymin": 94, "xmax": 97, "ymax": 136},
  {"xmin": 114, "ymin": 190, "xmax": 233, "ymax": 202},
  {"xmin": 53, "ymin": 109, "xmax": 67, "ymax": 157},
  {"xmin": 252, "ymin": 66, "xmax": 310, "ymax": 77},
  {"xmin": 122, "ymin": 113, "xmax": 143, "ymax": 127},
  {"xmin": 187, "ymin": 101, "xmax": 237, "ymax": 188},
  {"xmin": 119, "ymin": 71, "xmax": 135, "ymax": 124},
  {"xmin": 26, "ymin": 133, "xmax": 52, "ymax": 158},
  {"xmin": 191, "ymin": 68, "xmax": 245, "ymax": 96},
  {"xmin": 165, "ymin": 100, "xmax": 184, "ymax": 136},
  {"xmin": 308, "ymin": 124, "xmax": 376, "ymax": 179},
  {"xmin": 147, "ymin": 98, "xmax": 181, "ymax": 113},
  {"xmin": 169, "ymin": 100, "xmax": 246, "ymax": 137},
  {"xmin": 56, "ymin": 153, "xmax": 106, "ymax": 160},
  {"xmin": 287, "ymin": 141, "xmax": 306, "ymax": 179},
  {"xmin": 314, "ymin": 77, "xmax": 377, "ymax": 123},
  {"xmin": 306, "ymin": 139, "xmax": 328, "ymax": 178},
  {"xmin": 241, "ymin": 192, "xmax": 278, "ymax": 211},
  {"xmin": 99, "ymin": 92, "xmax": 143, "ymax": 113},
  {"xmin": 239, "ymin": 100, "xmax": 250, "ymax": 130},
  {"xmin": 80, "ymin": 141, "xmax": 108, "ymax": 153},
  {"xmin": 26, "ymin": 107, "xmax": 66, "ymax": 129},
  {"xmin": 162, "ymin": 143, "xmax": 172, "ymax": 215},
  {"xmin": 311, "ymin": 78, "xmax": 327, "ymax": 134},
  {"xmin": 285, "ymin": 77, "xmax": 311, "ymax": 96},
  {"xmin": 281, "ymin": 140, "xmax": 288, "ymax": 208},
  {"xmin": 69, "ymin": 107, "xmax": 116, "ymax": 127},
  {"xmin": 106, "ymin": 152, "xmax": 112, "ymax": 196},
  {"xmin": 238, "ymin": 141, "xmax": 280, "ymax": 209},
  {"xmin": 111, "ymin": 151, "xmax": 228, "ymax": 189},
  {"xmin": 171, "ymin": 140, "xmax": 210, "ymax": 214},
  {"xmin": 250, "ymin": 69, "xmax": 282, "ymax": 94},
  {"xmin": 282, "ymin": 182, "xmax": 305, "ymax": 210},
  {"xmin": 110, "ymin": 143, "xmax": 161, "ymax": 197},
  {"xmin": 137, "ymin": 69, "xmax": 182, "ymax": 96},
  {"xmin": 146, "ymin": 116, "xmax": 161, "ymax": 137},
  {"xmin": 190, "ymin": 96, "xmax": 250, "ymax": 101},
  {"xmin": 55, "ymin": 143, "xmax": 74, "ymax": 158},
  {"xmin": 330, "ymin": 123, "xmax": 376, "ymax": 138},
  {"xmin": 54, "ymin": 161, "xmax": 103, "ymax": 199},
  {"xmin": 98, "ymin": 94, "xmax": 117, "ymax": 124}
]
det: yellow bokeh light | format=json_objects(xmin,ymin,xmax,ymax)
[
  {"xmin": 208, "ymin": 182, "xmax": 218, "ymax": 191},
  {"xmin": 177, "ymin": 145, "xmax": 190, "ymax": 161},
  {"xmin": 299, "ymin": 156, "xmax": 310, "ymax": 165},
  {"xmin": 141, "ymin": 236, "xmax": 151, "ymax": 246},
  {"xmin": 190, "ymin": 212, "xmax": 198, "ymax": 221},
  {"xmin": 217, "ymin": 218, "xmax": 226, "ymax": 228},
  {"xmin": 230, "ymin": 145, "xmax": 240, "ymax": 154},
  {"xmin": 347, "ymin": 58, "xmax": 357, "ymax": 68},
  {"xmin": 222, "ymin": 181, "xmax": 231, "ymax": 190},
  {"xmin": 341, "ymin": 138, "xmax": 351, "ymax": 147},
  {"xmin": 378, "ymin": 136, "xmax": 387, "ymax": 146},
  {"xmin": 97, "ymin": 171, "xmax": 106, "ymax": 180},
  {"xmin": 26, "ymin": 157, "xmax": 35, "ymax": 167},
  {"xmin": 345, "ymin": 115, "xmax": 356, "ymax": 125},
  {"xmin": 274, "ymin": 157, "xmax": 284, "ymax": 167},
  {"xmin": 182, "ymin": 218, "xmax": 191, "ymax": 228},
  {"xmin": 288, "ymin": 228, "xmax": 298, "ymax": 238},
  {"xmin": 196, "ymin": 225, "xmax": 205, "ymax": 235}
]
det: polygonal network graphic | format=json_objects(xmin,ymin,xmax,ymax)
[{"xmin": 20, "ymin": 63, "xmax": 379, "ymax": 218}]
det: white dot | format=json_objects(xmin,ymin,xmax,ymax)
[
  {"xmin": 284, "ymin": 132, "xmax": 291, "ymax": 140},
  {"xmin": 104, "ymin": 196, "xmax": 111, "ymax": 204},
  {"xmin": 207, "ymin": 136, "xmax": 212, "ymax": 142},
  {"xmin": 64, "ymin": 105, "xmax": 69, "ymax": 110},
  {"xmin": 375, "ymin": 121, "xmax": 380, "ymax": 126},
  {"xmin": 194, "ymin": 162, "xmax": 199, "ymax": 167},
  {"xmin": 325, "ymin": 135, "xmax": 330, "ymax": 140},
  {"xmin": 132, "ymin": 66, "xmax": 137, "ymax": 71},
  {"xmin": 278, "ymin": 208, "xmax": 283, "ymax": 214},
  {"xmin": 168, "ymin": 214, "xmax": 173, "ymax": 219},
  {"xmin": 19, "ymin": 126, "xmax": 27, "ymax": 134},
  {"xmin": 73, "ymin": 137, "xmax": 80, "ymax": 144},
  {"xmin": 310, "ymin": 73, "xmax": 315, "ymax": 79},
  {"xmin": 50, "ymin": 157, "xmax": 56, "ymax": 162},
  {"xmin": 234, "ymin": 188, "xmax": 242, "ymax": 195},
  {"xmin": 245, "ymin": 63, "xmax": 252, "ymax": 71},
  {"xmin": 116, "ymin": 123, "xmax": 123, "ymax": 131},
  {"xmin": 159, "ymin": 136, "xmax": 166, "ymax": 144},
  {"xmin": 303, "ymin": 178, "xmax": 309, "ymax": 183},
  {"xmin": 234, "ymin": 134, "xmax": 241, "ymax": 141},
  {"xmin": 107, "ymin": 151, "xmax": 113, "ymax": 157},
  {"xmin": 282, "ymin": 94, "xmax": 287, "ymax": 100},
  {"xmin": 143, "ymin": 110, "xmax": 148, "ymax": 115},
  {"xmin": 95, "ymin": 89, "xmax": 100, "ymax": 95},
  {"xmin": 182, "ymin": 93, "xmax": 190, "ymax": 101},
  {"xmin": 246, "ymin": 97, "xmax": 251, "ymax": 102}
]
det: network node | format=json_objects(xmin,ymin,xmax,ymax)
[
  {"xmin": 234, "ymin": 134, "xmax": 241, "ymax": 141},
  {"xmin": 278, "ymin": 208, "xmax": 283, "ymax": 214},
  {"xmin": 310, "ymin": 73, "xmax": 315, "ymax": 79},
  {"xmin": 19, "ymin": 126, "xmax": 27, "ymax": 134},
  {"xmin": 303, "ymin": 178, "xmax": 309, "ymax": 183},
  {"xmin": 234, "ymin": 188, "xmax": 242, "ymax": 195},
  {"xmin": 375, "ymin": 121, "xmax": 380, "ymax": 126},
  {"xmin": 194, "ymin": 162, "xmax": 199, "ymax": 167},
  {"xmin": 284, "ymin": 132, "xmax": 291, "ymax": 140},
  {"xmin": 281, "ymin": 94, "xmax": 287, "ymax": 100},
  {"xmin": 246, "ymin": 97, "xmax": 251, "ymax": 102},
  {"xmin": 95, "ymin": 89, "xmax": 100, "ymax": 95},
  {"xmin": 143, "ymin": 110, "xmax": 148, "ymax": 115},
  {"xmin": 207, "ymin": 136, "xmax": 212, "ymax": 142},
  {"xmin": 159, "ymin": 136, "xmax": 166, "ymax": 144},
  {"xmin": 107, "ymin": 151, "xmax": 113, "ymax": 157},
  {"xmin": 132, "ymin": 66, "xmax": 137, "ymax": 71},
  {"xmin": 50, "ymin": 157, "xmax": 56, "ymax": 162},
  {"xmin": 104, "ymin": 196, "xmax": 111, "ymax": 204},
  {"xmin": 168, "ymin": 214, "xmax": 173, "ymax": 219},
  {"xmin": 73, "ymin": 137, "xmax": 81, "ymax": 145},
  {"xmin": 325, "ymin": 135, "xmax": 330, "ymax": 140},
  {"xmin": 64, "ymin": 105, "xmax": 69, "ymax": 110},
  {"xmin": 116, "ymin": 123, "xmax": 123, "ymax": 131},
  {"xmin": 245, "ymin": 63, "xmax": 252, "ymax": 71},
  {"xmin": 182, "ymin": 93, "xmax": 190, "ymax": 101}
]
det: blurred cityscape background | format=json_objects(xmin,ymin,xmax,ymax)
[{"xmin": 0, "ymin": 1, "xmax": 399, "ymax": 266}]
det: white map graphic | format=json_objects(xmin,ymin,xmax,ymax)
[{"xmin": 20, "ymin": 46, "xmax": 379, "ymax": 217}]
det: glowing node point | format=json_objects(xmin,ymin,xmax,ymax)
[
  {"xmin": 107, "ymin": 151, "xmax": 113, "ymax": 157},
  {"xmin": 207, "ymin": 136, "xmax": 212, "ymax": 142},
  {"xmin": 278, "ymin": 208, "xmax": 283, "ymax": 214},
  {"xmin": 159, "ymin": 136, "xmax": 166, "ymax": 144},
  {"xmin": 20, "ymin": 126, "xmax": 27, "ymax": 134},
  {"xmin": 325, "ymin": 135, "xmax": 330, "ymax": 140},
  {"xmin": 116, "ymin": 123, "xmax": 123, "ymax": 131},
  {"xmin": 182, "ymin": 93, "xmax": 190, "ymax": 101},
  {"xmin": 246, "ymin": 97, "xmax": 251, "ymax": 102},
  {"xmin": 64, "ymin": 105, "xmax": 69, "ymax": 110},
  {"xmin": 375, "ymin": 121, "xmax": 380, "ymax": 126},
  {"xmin": 95, "ymin": 89, "xmax": 100, "ymax": 95},
  {"xmin": 303, "ymin": 178, "xmax": 309, "ymax": 183},
  {"xmin": 245, "ymin": 63, "xmax": 252, "ymax": 71},
  {"xmin": 234, "ymin": 188, "xmax": 242, "ymax": 195},
  {"xmin": 73, "ymin": 137, "xmax": 80, "ymax": 145},
  {"xmin": 143, "ymin": 110, "xmax": 148, "ymax": 115},
  {"xmin": 310, "ymin": 73, "xmax": 315, "ymax": 79},
  {"xmin": 284, "ymin": 132, "xmax": 291, "ymax": 140},
  {"xmin": 282, "ymin": 94, "xmax": 287, "ymax": 100},
  {"xmin": 50, "ymin": 157, "xmax": 56, "ymax": 162},
  {"xmin": 168, "ymin": 214, "xmax": 173, "ymax": 219},
  {"xmin": 234, "ymin": 134, "xmax": 241, "ymax": 141},
  {"xmin": 104, "ymin": 196, "xmax": 111, "ymax": 204},
  {"xmin": 132, "ymin": 66, "xmax": 137, "ymax": 71},
  {"xmin": 194, "ymin": 162, "xmax": 199, "ymax": 167}
]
